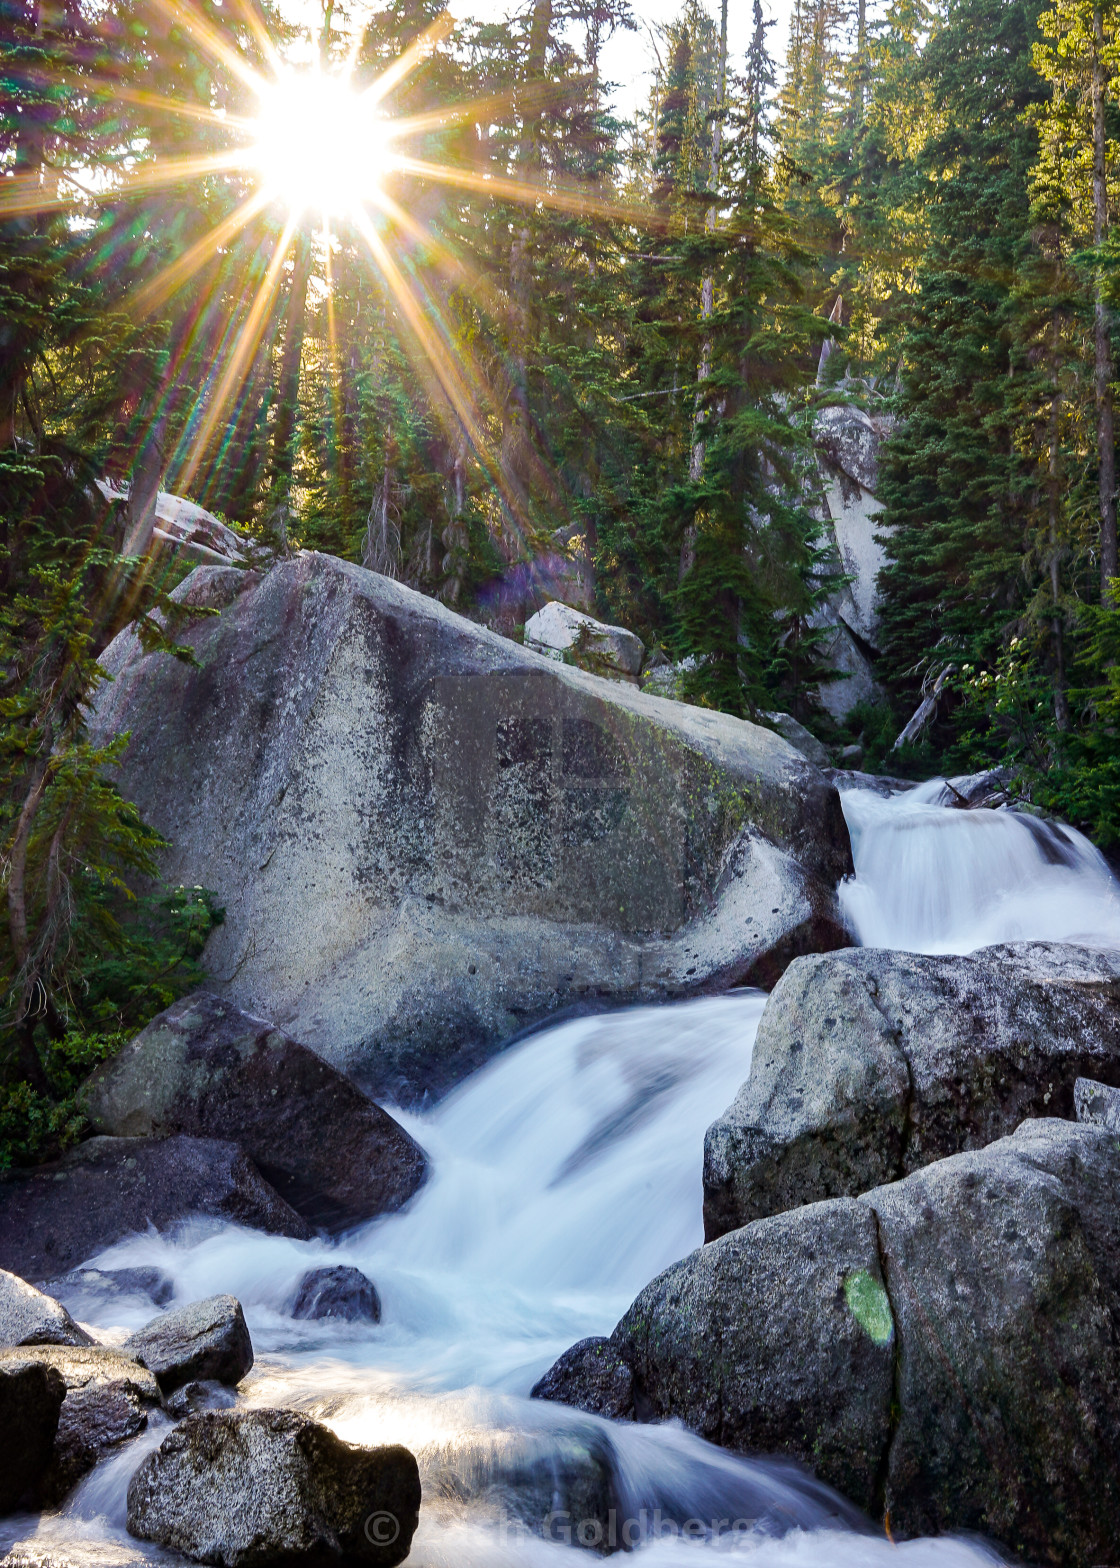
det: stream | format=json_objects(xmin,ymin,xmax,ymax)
[{"xmin": 6, "ymin": 779, "xmax": 1120, "ymax": 1567}]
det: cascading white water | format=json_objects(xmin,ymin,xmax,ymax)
[
  {"xmin": 8, "ymin": 779, "xmax": 1108, "ymax": 1567},
  {"xmin": 839, "ymin": 780, "xmax": 1120, "ymax": 953}
]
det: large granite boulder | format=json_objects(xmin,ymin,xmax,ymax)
[
  {"xmin": 127, "ymin": 1408, "xmax": 421, "ymax": 1567},
  {"xmin": 123, "ymin": 1295, "xmax": 253, "ymax": 1395},
  {"xmin": 86, "ymin": 994, "xmax": 427, "ymax": 1230},
  {"xmin": 523, "ymin": 600, "xmax": 644, "ymax": 680},
  {"xmin": 89, "ymin": 553, "xmax": 852, "ymax": 1100},
  {"xmin": 0, "ymin": 1268, "xmax": 93, "ymax": 1349},
  {"xmin": 0, "ymin": 1359, "xmax": 66, "ymax": 1513},
  {"xmin": 703, "ymin": 941, "xmax": 1120, "ymax": 1239},
  {"xmin": 0, "ymin": 1134, "xmax": 311, "ymax": 1281},
  {"xmin": 539, "ymin": 1120, "xmax": 1120, "ymax": 1567},
  {"xmin": 0, "ymin": 1344, "xmax": 161, "ymax": 1505}
]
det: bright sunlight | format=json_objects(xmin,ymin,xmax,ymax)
[{"xmin": 250, "ymin": 71, "xmax": 396, "ymax": 218}]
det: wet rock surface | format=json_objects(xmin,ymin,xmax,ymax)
[
  {"xmin": 90, "ymin": 551, "xmax": 852, "ymax": 1101},
  {"xmin": 529, "ymin": 1337, "xmax": 635, "ymax": 1421},
  {"xmin": 292, "ymin": 1265, "xmax": 381, "ymax": 1323},
  {"xmin": 123, "ymin": 1294, "xmax": 253, "ymax": 1395},
  {"xmin": 703, "ymin": 941, "xmax": 1120, "ymax": 1238},
  {"xmin": 0, "ymin": 1345, "xmax": 160, "ymax": 1506},
  {"xmin": 86, "ymin": 993, "xmax": 427, "ymax": 1230},
  {"xmin": 0, "ymin": 1359, "xmax": 66, "ymax": 1513},
  {"xmin": 617, "ymin": 1199, "xmax": 892, "ymax": 1513},
  {"xmin": 539, "ymin": 1119, "xmax": 1120, "ymax": 1567},
  {"xmin": 126, "ymin": 1407, "xmax": 421, "ymax": 1567},
  {"xmin": 0, "ymin": 1135, "xmax": 312, "ymax": 1280},
  {"xmin": 0, "ymin": 1270, "xmax": 93, "ymax": 1350},
  {"xmin": 36, "ymin": 1268, "xmax": 174, "ymax": 1314}
]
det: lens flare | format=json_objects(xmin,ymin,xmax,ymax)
[{"xmin": 250, "ymin": 71, "xmax": 395, "ymax": 217}]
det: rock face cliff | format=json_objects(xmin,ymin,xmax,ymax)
[
  {"xmin": 90, "ymin": 551, "xmax": 852, "ymax": 1100},
  {"xmin": 810, "ymin": 399, "xmax": 893, "ymax": 719}
]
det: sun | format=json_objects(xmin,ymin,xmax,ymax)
[{"xmin": 250, "ymin": 70, "xmax": 396, "ymax": 220}]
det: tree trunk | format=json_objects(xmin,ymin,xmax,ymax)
[
  {"xmin": 502, "ymin": 0, "xmax": 553, "ymax": 542},
  {"xmin": 1092, "ymin": 3, "xmax": 1118, "ymax": 594},
  {"xmin": 681, "ymin": 0, "xmax": 728, "ymax": 580},
  {"xmin": 123, "ymin": 407, "xmax": 168, "ymax": 557},
  {"xmin": 1049, "ymin": 314, "xmax": 1070, "ymax": 730},
  {"xmin": 266, "ymin": 229, "xmax": 314, "ymax": 547}
]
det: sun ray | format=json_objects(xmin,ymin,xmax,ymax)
[
  {"xmin": 178, "ymin": 215, "xmax": 299, "ymax": 489},
  {"xmin": 352, "ymin": 208, "xmax": 498, "ymax": 499},
  {"xmin": 222, "ymin": 0, "xmax": 286, "ymax": 80},
  {"xmin": 145, "ymin": 0, "xmax": 267, "ymax": 95},
  {"xmin": 58, "ymin": 78, "xmax": 258, "ymax": 137},
  {"xmin": 361, "ymin": 10, "xmax": 456, "ymax": 106},
  {"xmin": 389, "ymin": 82, "xmax": 551, "ymax": 142},
  {"xmin": 128, "ymin": 189, "xmax": 270, "ymax": 320},
  {"xmin": 0, "ymin": 149, "xmax": 251, "ymax": 220},
  {"xmin": 393, "ymin": 155, "xmax": 655, "ymax": 230}
]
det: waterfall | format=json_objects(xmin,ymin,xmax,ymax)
[
  {"xmin": 839, "ymin": 780, "xmax": 1120, "ymax": 954},
  {"xmin": 8, "ymin": 780, "xmax": 1109, "ymax": 1567}
]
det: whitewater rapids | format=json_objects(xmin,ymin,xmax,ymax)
[{"xmin": 6, "ymin": 779, "xmax": 1115, "ymax": 1567}]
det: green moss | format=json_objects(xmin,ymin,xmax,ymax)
[{"xmin": 844, "ymin": 1269, "xmax": 894, "ymax": 1346}]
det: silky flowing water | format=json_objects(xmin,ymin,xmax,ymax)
[{"xmin": 7, "ymin": 779, "xmax": 1119, "ymax": 1568}]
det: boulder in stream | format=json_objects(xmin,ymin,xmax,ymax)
[
  {"xmin": 86, "ymin": 993, "xmax": 428, "ymax": 1230},
  {"xmin": 0, "ymin": 1344, "xmax": 160, "ymax": 1505},
  {"xmin": 540, "ymin": 1119, "xmax": 1120, "ymax": 1566},
  {"xmin": 0, "ymin": 1134, "xmax": 312, "ymax": 1281},
  {"xmin": 126, "ymin": 1407, "xmax": 421, "ymax": 1567},
  {"xmin": 292, "ymin": 1265, "xmax": 381, "ymax": 1323},
  {"xmin": 703, "ymin": 941, "xmax": 1120, "ymax": 1238},
  {"xmin": 0, "ymin": 1268, "xmax": 93, "ymax": 1349},
  {"xmin": 530, "ymin": 1337, "xmax": 635, "ymax": 1421},
  {"xmin": 0, "ymin": 1358, "xmax": 66, "ymax": 1513},
  {"xmin": 89, "ymin": 552, "xmax": 853, "ymax": 1101},
  {"xmin": 123, "ymin": 1294, "xmax": 253, "ymax": 1395}
]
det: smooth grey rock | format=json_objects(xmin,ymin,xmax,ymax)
[
  {"xmin": 86, "ymin": 994, "xmax": 427, "ymax": 1231},
  {"xmin": 0, "ymin": 1345, "xmax": 160, "ymax": 1505},
  {"xmin": 838, "ymin": 743, "xmax": 863, "ymax": 768},
  {"xmin": 126, "ymin": 1407, "xmax": 421, "ymax": 1567},
  {"xmin": 704, "ymin": 941, "xmax": 1120, "ymax": 1239},
  {"xmin": 0, "ymin": 1359, "xmax": 66, "ymax": 1513},
  {"xmin": 89, "ymin": 552, "xmax": 852, "ymax": 1101},
  {"xmin": 36, "ymin": 1268, "xmax": 174, "ymax": 1313},
  {"xmin": 0, "ymin": 1135, "xmax": 312, "ymax": 1281},
  {"xmin": 0, "ymin": 1269, "xmax": 92, "ymax": 1349},
  {"xmin": 124, "ymin": 1295, "xmax": 253, "ymax": 1395},
  {"xmin": 292, "ymin": 1266, "xmax": 380, "ymax": 1324},
  {"xmin": 763, "ymin": 712, "xmax": 830, "ymax": 768},
  {"xmin": 529, "ymin": 1336, "xmax": 634, "ymax": 1421},
  {"xmin": 524, "ymin": 601, "xmax": 644, "ymax": 678},
  {"xmin": 541, "ymin": 1120, "xmax": 1120, "ymax": 1566},
  {"xmin": 867, "ymin": 1120, "xmax": 1120, "ymax": 1563},
  {"xmin": 1075, "ymin": 1074, "xmax": 1120, "ymax": 1130},
  {"xmin": 611, "ymin": 1198, "xmax": 893, "ymax": 1514}
]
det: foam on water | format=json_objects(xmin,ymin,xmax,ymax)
[{"xmin": 10, "ymin": 781, "xmax": 1109, "ymax": 1565}]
